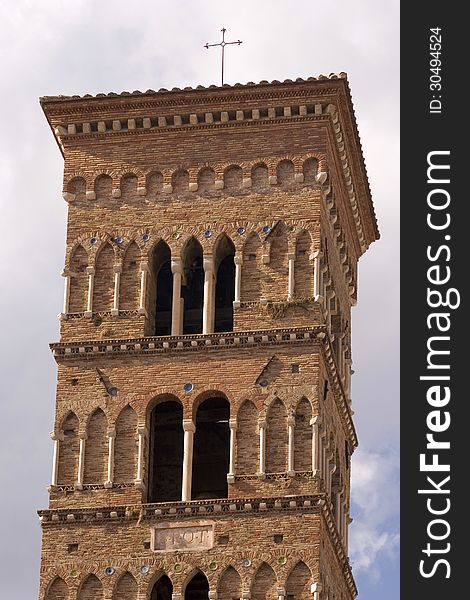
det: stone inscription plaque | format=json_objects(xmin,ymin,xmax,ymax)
[{"xmin": 151, "ymin": 522, "xmax": 214, "ymax": 552}]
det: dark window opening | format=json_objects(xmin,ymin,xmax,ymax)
[
  {"xmin": 291, "ymin": 364, "xmax": 300, "ymax": 373},
  {"xmin": 182, "ymin": 238, "xmax": 204, "ymax": 334},
  {"xmin": 151, "ymin": 575, "xmax": 173, "ymax": 600},
  {"xmin": 214, "ymin": 236, "xmax": 235, "ymax": 333},
  {"xmin": 274, "ymin": 534, "xmax": 283, "ymax": 544},
  {"xmin": 192, "ymin": 397, "xmax": 230, "ymax": 500},
  {"xmin": 152, "ymin": 241, "xmax": 172, "ymax": 336},
  {"xmin": 215, "ymin": 255, "xmax": 235, "ymax": 332},
  {"xmin": 67, "ymin": 543, "xmax": 78, "ymax": 553},
  {"xmin": 185, "ymin": 572, "xmax": 209, "ymax": 600},
  {"xmin": 148, "ymin": 401, "xmax": 183, "ymax": 503},
  {"xmin": 218, "ymin": 535, "xmax": 229, "ymax": 545},
  {"xmin": 155, "ymin": 260, "xmax": 173, "ymax": 335}
]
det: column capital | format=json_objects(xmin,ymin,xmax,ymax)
[
  {"xmin": 50, "ymin": 431, "xmax": 64, "ymax": 441},
  {"xmin": 234, "ymin": 253, "xmax": 243, "ymax": 265},
  {"xmin": 310, "ymin": 415, "xmax": 320, "ymax": 426},
  {"xmin": 79, "ymin": 432, "xmax": 88, "ymax": 441},
  {"xmin": 287, "ymin": 252, "xmax": 296, "ymax": 261},
  {"xmin": 229, "ymin": 418, "xmax": 238, "ymax": 430},
  {"xmin": 113, "ymin": 264, "xmax": 122, "ymax": 274},
  {"xmin": 86, "ymin": 266, "xmax": 95, "ymax": 275},
  {"xmin": 171, "ymin": 258, "xmax": 183, "ymax": 274},
  {"xmin": 311, "ymin": 582, "xmax": 322, "ymax": 593},
  {"xmin": 137, "ymin": 425, "xmax": 148, "ymax": 436},
  {"xmin": 140, "ymin": 261, "xmax": 149, "ymax": 272},
  {"xmin": 258, "ymin": 419, "xmax": 267, "ymax": 430},
  {"xmin": 287, "ymin": 415, "xmax": 296, "ymax": 426},
  {"xmin": 107, "ymin": 427, "xmax": 116, "ymax": 438},
  {"xmin": 182, "ymin": 419, "xmax": 196, "ymax": 433},
  {"xmin": 61, "ymin": 268, "xmax": 70, "ymax": 277}
]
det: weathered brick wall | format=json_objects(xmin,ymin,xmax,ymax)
[
  {"xmin": 114, "ymin": 405, "xmax": 138, "ymax": 483},
  {"xmin": 236, "ymin": 400, "xmax": 259, "ymax": 475},
  {"xmin": 45, "ymin": 577, "xmax": 68, "ymax": 600},
  {"xmin": 78, "ymin": 575, "xmax": 103, "ymax": 599},
  {"xmin": 57, "ymin": 412, "xmax": 79, "ymax": 486},
  {"xmin": 83, "ymin": 409, "xmax": 107, "ymax": 484},
  {"xmin": 114, "ymin": 572, "xmax": 137, "ymax": 599}
]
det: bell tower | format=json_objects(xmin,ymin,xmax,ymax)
[{"xmin": 38, "ymin": 74, "xmax": 378, "ymax": 600}]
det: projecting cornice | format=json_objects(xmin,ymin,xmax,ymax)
[{"xmin": 40, "ymin": 75, "xmax": 379, "ymax": 254}]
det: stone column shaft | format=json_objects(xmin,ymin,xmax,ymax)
[
  {"xmin": 61, "ymin": 271, "xmax": 70, "ymax": 315},
  {"xmin": 259, "ymin": 420, "xmax": 267, "ymax": 476},
  {"xmin": 171, "ymin": 259, "xmax": 183, "ymax": 336},
  {"xmin": 227, "ymin": 418, "xmax": 237, "ymax": 483},
  {"xmin": 182, "ymin": 420, "xmax": 196, "ymax": 501},
  {"xmin": 135, "ymin": 426, "xmax": 146, "ymax": 488},
  {"xmin": 76, "ymin": 433, "xmax": 87, "ymax": 489},
  {"xmin": 234, "ymin": 254, "xmax": 242, "ymax": 307},
  {"xmin": 287, "ymin": 414, "xmax": 295, "ymax": 476},
  {"xmin": 85, "ymin": 267, "xmax": 95, "ymax": 317},
  {"xmin": 105, "ymin": 428, "xmax": 116, "ymax": 488},
  {"xmin": 288, "ymin": 254, "xmax": 295, "ymax": 300},
  {"xmin": 203, "ymin": 256, "xmax": 215, "ymax": 334},
  {"xmin": 112, "ymin": 266, "xmax": 121, "ymax": 316},
  {"xmin": 50, "ymin": 432, "xmax": 62, "ymax": 486},
  {"xmin": 138, "ymin": 262, "xmax": 148, "ymax": 315}
]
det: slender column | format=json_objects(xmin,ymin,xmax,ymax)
[
  {"xmin": 310, "ymin": 416, "xmax": 319, "ymax": 475},
  {"xmin": 342, "ymin": 501, "xmax": 347, "ymax": 541},
  {"xmin": 135, "ymin": 425, "xmax": 146, "ymax": 489},
  {"xmin": 227, "ymin": 418, "xmax": 237, "ymax": 483},
  {"xmin": 233, "ymin": 253, "xmax": 243, "ymax": 308},
  {"xmin": 328, "ymin": 456, "xmax": 336, "ymax": 496},
  {"xmin": 171, "ymin": 258, "xmax": 183, "ymax": 336},
  {"xmin": 311, "ymin": 583, "xmax": 322, "ymax": 600},
  {"xmin": 138, "ymin": 261, "xmax": 149, "ymax": 316},
  {"xmin": 203, "ymin": 255, "xmax": 215, "ymax": 334},
  {"xmin": 84, "ymin": 266, "xmax": 95, "ymax": 317},
  {"xmin": 104, "ymin": 427, "xmax": 116, "ymax": 488},
  {"xmin": 76, "ymin": 432, "xmax": 87, "ymax": 489},
  {"xmin": 287, "ymin": 413, "xmax": 295, "ymax": 476},
  {"xmin": 287, "ymin": 252, "xmax": 295, "ymax": 300},
  {"xmin": 335, "ymin": 491, "xmax": 342, "ymax": 528},
  {"xmin": 50, "ymin": 432, "xmax": 63, "ymax": 487},
  {"xmin": 258, "ymin": 419, "xmax": 267, "ymax": 477},
  {"xmin": 61, "ymin": 269, "xmax": 71, "ymax": 315},
  {"xmin": 182, "ymin": 420, "xmax": 196, "ymax": 501},
  {"xmin": 313, "ymin": 251, "xmax": 324, "ymax": 303},
  {"xmin": 111, "ymin": 265, "xmax": 122, "ymax": 316}
]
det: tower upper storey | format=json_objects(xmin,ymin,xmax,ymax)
[{"xmin": 41, "ymin": 74, "xmax": 379, "ymax": 344}]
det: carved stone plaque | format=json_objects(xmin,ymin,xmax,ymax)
[{"xmin": 151, "ymin": 521, "xmax": 214, "ymax": 552}]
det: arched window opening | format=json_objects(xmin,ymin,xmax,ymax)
[
  {"xmin": 58, "ymin": 412, "xmax": 79, "ymax": 485},
  {"xmin": 192, "ymin": 397, "xmax": 230, "ymax": 499},
  {"xmin": 276, "ymin": 160, "xmax": 295, "ymax": 186},
  {"xmin": 69, "ymin": 245, "xmax": 88, "ymax": 313},
  {"xmin": 294, "ymin": 399, "xmax": 312, "ymax": 472},
  {"xmin": 114, "ymin": 405, "xmax": 138, "ymax": 483},
  {"xmin": 236, "ymin": 401, "xmax": 258, "ymax": 475},
  {"xmin": 285, "ymin": 562, "xmax": 312, "ymax": 600},
  {"xmin": 241, "ymin": 233, "xmax": 262, "ymax": 302},
  {"xmin": 120, "ymin": 242, "xmax": 140, "ymax": 311},
  {"xmin": 151, "ymin": 575, "xmax": 173, "ymax": 600},
  {"xmin": 303, "ymin": 157, "xmax": 318, "ymax": 183},
  {"xmin": 46, "ymin": 577, "xmax": 68, "ymax": 600},
  {"xmin": 214, "ymin": 236, "xmax": 235, "ymax": 332},
  {"xmin": 121, "ymin": 174, "xmax": 138, "ymax": 199},
  {"xmin": 252, "ymin": 563, "xmax": 277, "ymax": 600},
  {"xmin": 78, "ymin": 574, "xmax": 103, "ymax": 600},
  {"xmin": 217, "ymin": 566, "xmax": 242, "ymax": 600},
  {"xmin": 251, "ymin": 163, "xmax": 269, "ymax": 190},
  {"xmin": 94, "ymin": 174, "xmax": 112, "ymax": 200},
  {"xmin": 147, "ymin": 171, "xmax": 164, "ymax": 196},
  {"xmin": 151, "ymin": 241, "xmax": 173, "ymax": 336},
  {"xmin": 224, "ymin": 165, "xmax": 243, "ymax": 191},
  {"xmin": 182, "ymin": 238, "xmax": 204, "ymax": 334},
  {"xmin": 114, "ymin": 572, "xmax": 137, "ymax": 600},
  {"xmin": 93, "ymin": 243, "xmax": 114, "ymax": 312},
  {"xmin": 198, "ymin": 168, "xmax": 216, "ymax": 193},
  {"xmin": 148, "ymin": 401, "xmax": 183, "ymax": 503},
  {"xmin": 185, "ymin": 572, "xmax": 209, "ymax": 600},
  {"xmin": 266, "ymin": 399, "xmax": 288, "ymax": 473},
  {"xmin": 68, "ymin": 177, "xmax": 86, "ymax": 201},
  {"xmin": 83, "ymin": 409, "xmax": 107, "ymax": 484}
]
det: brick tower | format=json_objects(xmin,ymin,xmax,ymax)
[{"xmin": 38, "ymin": 74, "xmax": 378, "ymax": 600}]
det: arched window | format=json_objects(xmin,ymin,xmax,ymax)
[
  {"xmin": 148, "ymin": 400, "xmax": 184, "ymax": 503},
  {"xmin": 67, "ymin": 177, "xmax": 86, "ymax": 201},
  {"xmin": 197, "ymin": 168, "xmax": 216, "ymax": 193},
  {"xmin": 251, "ymin": 563, "xmax": 277, "ymax": 600},
  {"xmin": 93, "ymin": 243, "xmax": 114, "ymax": 312},
  {"xmin": 151, "ymin": 575, "xmax": 173, "ymax": 600},
  {"xmin": 224, "ymin": 165, "xmax": 243, "ymax": 191},
  {"xmin": 266, "ymin": 399, "xmax": 288, "ymax": 473},
  {"xmin": 192, "ymin": 397, "xmax": 230, "ymax": 499},
  {"xmin": 147, "ymin": 171, "xmax": 164, "ymax": 197},
  {"xmin": 150, "ymin": 241, "xmax": 173, "ymax": 336},
  {"xmin": 185, "ymin": 572, "xmax": 209, "ymax": 600},
  {"xmin": 94, "ymin": 174, "xmax": 112, "ymax": 200},
  {"xmin": 294, "ymin": 399, "xmax": 312, "ymax": 472},
  {"xmin": 218, "ymin": 566, "xmax": 242, "ymax": 600},
  {"xmin": 78, "ymin": 574, "xmax": 103, "ymax": 600},
  {"xmin": 57, "ymin": 412, "xmax": 79, "ymax": 485},
  {"xmin": 121, "ymin": 174, "xmax": 138, "ymax": 199},
  {"xmin": 303, "ymin": 157, "xmax": 318, "ymax": 183},
  {"xmin": 264, "ymin": 222, "xmax": 288, "ymax": 302},
  {"xmin": 276, "ymin": 159, "xmax": 295, "ymax": 185},
  {"xmin": 241, "ymin": 233, "xmax": 262, "ymax": 302},
  {"xmin": 84, "ymin": 409, "xmax": 107, "ymax": 484},
  {"xmin": 114, "ymin": 572, "xmax": 137, "ymax": 600},
  {"xmin": 172, "ymin": 169, "xmax": 189, "ymax": 194},
  {"xmin": 114, "ymin": 405, "xmax": 138, "ymax": 483},
  {"xmin": 251, "ymin": 163, "xmax": 269, "ymax": 190},
  {"xmin": 236, "ymin": 401, "xmax": 259, "ymax": 475},
  {"xmin": 214, "ymin": 235, "xmax": 235, "ymax": 332},
  {"xmin": 45, "ymin": 577, "xmax": 68, "ymax": 600},
  {"xmin": 120, "ymin": 242, "xmax": 140, "ymax": 310},
  {"xmin": 294, "ymin": 232, "xmax": 313, "ymax": 299},
  {"xmin": 69, "ymin": 245, "xmax": 88, "ymax": 312},
  {"xmin": 285, "ymin": 561, "xmax": 312, "ymax": 600},
  {"xmin": 182, "ymin": 238, "xmax": 204, "ymax": 334}
]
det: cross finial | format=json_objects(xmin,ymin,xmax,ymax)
[{"xmin": 204, "ymin": 27, "xmax": 242, "ymax": 86}]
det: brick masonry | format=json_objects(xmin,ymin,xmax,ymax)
[{"xmin": 38, "ymin": 75, "xmax": 378, "ymax": 600}]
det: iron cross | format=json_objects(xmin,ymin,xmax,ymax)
[{"xmin": 204, "ymin": 28, "xmax": 242, "ymax": 86}]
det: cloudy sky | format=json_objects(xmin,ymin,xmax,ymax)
[{"xmin": 0, "ymin": 1, "xmax": 399, "ymax": 598}]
